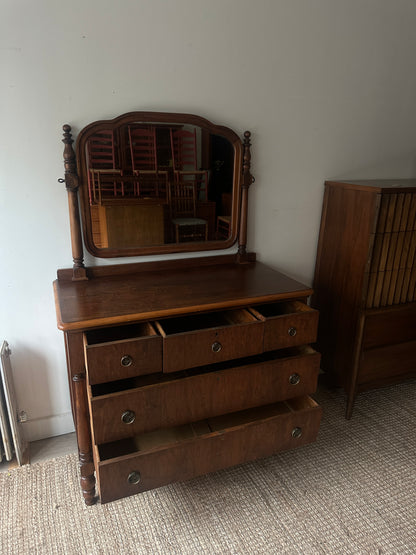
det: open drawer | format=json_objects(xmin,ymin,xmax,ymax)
[
  {"xmin": 250, "ymin": 301, "xmax": 319, "ymax": 351},
  {"xmin": 155, "ymin": 308, "xmax": 263, "ymax": 373},
  {"xmin": 88, "ymin": 347, "xmax": 321, "ymax": 444},
  {"xmin": 94, "ymin": 396, "xmax": 322, "ymax": 503},
  {"xmin": 84, "ymin": 322, "xmax": 162, "ymax": 385}
]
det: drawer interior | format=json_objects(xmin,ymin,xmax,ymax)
[
  {"xmin": 156, "ymin": 308, "xmax": 258, "ymax": 336},
  {"xmin": 85, "ymin": 322, "xmax": 158, "ymax": 345},
  {"xmin": 90, "ymin": 370, "xmax": 177, "ymax": 397},
  {"xmin": 97, "ymin": 397, "xmax": 318, "ymax": 461},
  {"xmin": 98, "ymin": 422, "xmax": 210, "ymax": 460},
  {"xmin": 89, "ymin": 345, "xmax": 317, "ymax": 397},
  {"xmin": 251, "ymin": 301, "xmax": 312, "ymax": 319}
]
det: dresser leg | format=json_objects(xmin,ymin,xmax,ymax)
[
  {"xmin": 73, "ymin": 373, "xmax": 97, "ymax": 505},
  {"xmin": 79, "ymin": 451, "xmax": 96, "ymax": 506},
  {"xmin": 345, "ymin": 393, "xmax": 355, "ymax": 420}
]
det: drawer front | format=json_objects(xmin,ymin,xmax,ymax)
[
  {"xmin": 84, "ymin": 324, "xmax": 162, "ymax": 385},
  {"xmin": 96, "ymin": 397, "xmax": 322, "ymax": 503},
  {"xmin": 359, "ymin": 340, "xmax": 416, "ymax": 386},
  {"xmin": 157, "ymin": 309, "xmax": 264, "ymax": 373},
  {"xmin": 362, "ymin": 303, "xmax": 416, "ymax": 350},
  {"xmin": 251, "ymin": 302, "xmax": 319, "ymax": 351},
  {"xmin": 89, "ymin": 348, "xmax": 321, "ymax": 444}
]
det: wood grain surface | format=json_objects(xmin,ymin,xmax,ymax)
[{"xmin": 54, "ymin": 261, "xmax": 313, "ymax": 331}]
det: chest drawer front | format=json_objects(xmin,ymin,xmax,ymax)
[
  {"xmin": 156, "ymin": 309, "xmax": 263, "ymax": 373},
  {"xmin": 250, "ymin": 301, "xmax": 319, "ymax": 351},
  {"xmin": 84, "ymin": 323, "xmax": 162, "ymax": 385},
  {"xmin": 359, "ymin": 340, "xmax": 416, "ymax": 386},
  {"xmin": 361, "ymin": 303, "xmax": 416, "ymax": 350},
  {"xmin": 89, "ymin": 348, "xmax": 321, "ymax": 444},
  {"xmin": 95, "ymin": 397, "xmax": 322, "ymax": 503}
]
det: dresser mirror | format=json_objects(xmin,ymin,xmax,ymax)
[{"xmin": 68, "ymin": 112, "xmax": 245, "ymax": 258}]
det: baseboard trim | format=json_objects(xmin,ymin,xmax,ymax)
[{"xmin": 23, "ymin": 412, "xmax": 75, "ymax": 442}]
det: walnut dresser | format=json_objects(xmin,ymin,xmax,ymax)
[
  {"xmin": 312, "ymin": 180, "xmax": 416, "ymax": 418},
  {"xmin": 54, "ymin": 111, "xmax": 322, "ymax": 505}
]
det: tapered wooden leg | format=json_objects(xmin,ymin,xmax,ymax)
[
  {"xmin": 345, "ymin": 392, "xmax": 356, "ymax": 420},
  {"xmin": 73, "ymin": 373, "xmax": 96, "ymax": 505},
  {"xmin": 345, "ymin": 314, "xmax": 365, "ymax": 420}
]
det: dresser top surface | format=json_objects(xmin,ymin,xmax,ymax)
[
  {"xmin": 325, "ymin": 179, "xmax": 416, "ymax": 193},
  {"xmin": 54, "ymin": 260, "xmax": 312, "ymax": 331}
]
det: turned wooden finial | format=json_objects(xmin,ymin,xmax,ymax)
[
  {"xmin": 61, "ymin": 124, "xmax": 87, "ymax": 280},
  {"xmin": 238, "ymin": 131, "xmax": 255, "ymax": 260},
  {"xmin": 242, "ymin": 131, "xmax": 254, "ymax": 188},
  {"xmin": 62, "ymin": 124, "xmax": 79, "ymax": 191}
]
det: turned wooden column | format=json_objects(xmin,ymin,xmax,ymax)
[
  {"xmin": 65, "ymin": 332, "xmax": 96, "ymax": 506},
  {"xmin": 73, "ymin": 372, "xmax": 96, "ymax": 505},
  {"xmin": 238, "ymin": 131, "xmax": 255, "ymax": 262},
  {"xmin": 61, "ymin": 125, "xmax": 87, "ymax": 281}
]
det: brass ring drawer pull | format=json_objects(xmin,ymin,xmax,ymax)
[
  {"xmin": 289, "ymin": 373, "xmax": 301, "ymax": 385},
  {"xmin": 121, "ymin": 410, "xmax": 136, "ymax": 424},
  {"xmin": 121, "ymin": 355, "xmax": 133, "ymax": 367},
  {"xmin": 292, "ymin": 427, "xmax": 302, "ymax": 439},
  {"xmin": 127, "ymin": 471, "xmax": 141, "ymax": 485},
  {"xmin": 212, "ymin": 341, "xmax": 222, "ymax": 353},
  {"xmin": 288, "ymin": 327, "xmax": 297, "ymax": 337}
]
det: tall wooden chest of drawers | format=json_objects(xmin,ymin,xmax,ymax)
[
  {"xmin": 55, "ymin": 258, "xmax": 322, "ymax": 504},
  {"xmin": 312, "ymin": 180, "xmax": 416, "ymax": 418}
]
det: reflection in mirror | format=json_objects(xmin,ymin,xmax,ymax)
[{"xmin": 83, "ymin": 122, "xmax": 234, "ymax": 250}]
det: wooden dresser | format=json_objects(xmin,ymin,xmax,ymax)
[
  {"xmin": 54, "ymin": 258, "xmax": 322, "ymax": 504},
  {"xmin": 54, "ymin": 111, "xmax": 322, "ymax": 504},
  {"xmin": 312, "ymin": 180, "xmax": 416, "ymax": 418}
]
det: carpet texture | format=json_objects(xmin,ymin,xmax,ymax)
[{"xmin": 1, "ymin": 381, "xmax": 415, "ymax": 554}]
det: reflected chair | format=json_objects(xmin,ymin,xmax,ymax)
[
  {"xmin": 170, "ymin": 128, "xmax": 209, "ymax": 201},
  {"xmin": 86, "ymin": 130, "xmax": 123, "ymax": 204},
  {"xmin": 216, "ymin": 192, "xmax": 232, "ymax": 240},
  {"xmin": 216, "ymin": 215, "xmax": 231, "ymax": 240},
  {"xmin": 128, "ymin": 126, "xmax": 168, "ymax": 199},
  {"xmin": 169, "ymin": 182, "xmax": 208, "ymax": 243}
]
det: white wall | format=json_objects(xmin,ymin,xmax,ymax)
[{"xmin": 2, "ymin": 0, "xmax": 416, "ymax": 441}]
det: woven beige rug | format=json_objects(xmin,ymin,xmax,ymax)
[{"xmin": 1, "ymin": 381, "xmax": 415, "ymax": 554}]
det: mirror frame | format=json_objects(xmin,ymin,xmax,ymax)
[{"xmin": 74, "ymin": 111, "xmax": 244, "ymax": 258}]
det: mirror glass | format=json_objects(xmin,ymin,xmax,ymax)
[{"xmin": 76, "ymin": 113, "xmax": 242, "ymax": 257}]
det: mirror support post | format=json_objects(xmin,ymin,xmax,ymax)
[
  {"xmin": 238, "ymin": 131, "xmax": 254, "ymax": 263},
  {"xmin": 62, "ymin": 125, "xmax": 88, "ymax": 280}
]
